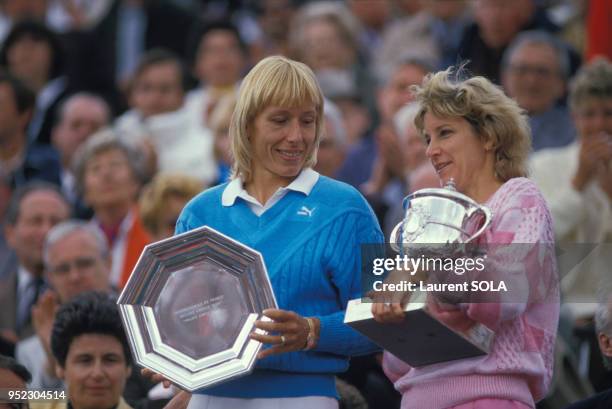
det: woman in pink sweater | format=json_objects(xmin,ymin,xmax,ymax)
[{"xmin": 372, "ymin": 68, "xmax": 559, "ymax": 409}]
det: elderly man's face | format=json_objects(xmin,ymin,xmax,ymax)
[
  {"xmin": 52, "ymin": 97, "xmax": 109, "ymax": 168},
  {"xmin": 600, "ymin": 331, "xmax": 612, "ymax": 368},
  {"xmin": 502, "ymin": 42, "xmax": 564, "ymax": 114},
  {"xmin": 46, "ymin": 230, "xmax": 110, "ymax": 303},
  {"xmin": 5, "ymin": 190, "xmax": 70, "ymax": 275},
  {"xmin": 83, "ymin": 148, "xmax": 140, "ymax": 210},
  {"xmin": 57, "ymin": 334, "xmax": 131, "ymax": 409}
]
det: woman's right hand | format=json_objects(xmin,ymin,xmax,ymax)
[{"xmin": 141, "ymin": 368, "xmax": 173, "ymax": 388}]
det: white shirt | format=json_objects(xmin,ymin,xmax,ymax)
[
  {"xmin": 28, "ymin": 77, "xmax": 67, "ymax": 142},
  {"xmin": 221, "ymin": 168, "xmax": 319, "ymax": 216},
  {"xmin": 61, "ymin": 168, "xmax": 76, "ymax": 204},
  {"xmin": 114, "ymin": 107, "xmax": 218, "ymax": 186},
  {"xmin": 16, "ymin": 265, "xmax": 43, "ymax": 329},
  {"xmin": 17, "ymin": 264, "xmax": 35, "ymax": 299}
]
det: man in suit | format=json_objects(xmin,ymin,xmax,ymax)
[
  {"xmin": 0, "ymin": 182, "xmax": 69, "ymax": 354},
  {"xmin": 51, "ymin": 92, "xmax": 111, "ymax": 218},
  {"xmin": 501, "ymin": 30, "xmax": 576, "ymax": 152},
  {"xmin": 16, "ymin": 220, "xmax": 112, "ymax": 388},
  {"xmin": 0, "ymin": 70, "xmax": 62, "ymax": 189}
]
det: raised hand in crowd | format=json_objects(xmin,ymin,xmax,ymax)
[
  {"xmin": 572, "ymin": 131, "xmax": 612, "ymax": 192},
  {"xmin": 31, "ymin": 289, "xmax": 61, "ymax": 377}
]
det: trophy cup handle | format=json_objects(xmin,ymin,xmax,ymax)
[
  {"xmin": 389, "ymin": 221, "xmax": 403, "ymax": 253},
  {"xmin": 465, "ymin": 205, "xmax": 492, "ymax": 243}
]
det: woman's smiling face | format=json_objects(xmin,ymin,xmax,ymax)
[
  {"xmin": 248, "ymin": 104, "xmax": 317, "ymax": 185},
  {"xmin": 423, "ymin": 112, "xmax": 495, "ymax": 196}
]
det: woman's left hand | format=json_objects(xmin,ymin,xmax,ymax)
[{"xmin": 250, "ymin": 309, "xmax": 318, "ymax": 359}]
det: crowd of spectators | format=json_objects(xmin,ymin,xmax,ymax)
[{"xmin": 0, "ymin": 0, "xmax": 611, "ymax": 408}]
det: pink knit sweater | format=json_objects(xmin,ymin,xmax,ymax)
[{"xmin": 383, "ymin": 177, "xmax": 560, "ymax": 409}]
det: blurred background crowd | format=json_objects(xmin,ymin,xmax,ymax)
[{"xmin": 0, "ymin": 0, "xmax": 611, "ymax": 408}]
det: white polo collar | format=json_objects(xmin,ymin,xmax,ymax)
[{"xmin": 222, "ymin": 168, "xmax": 319, "ymax": 213}]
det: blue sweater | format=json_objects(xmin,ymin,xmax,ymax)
[{"xmin": 176, "ymin": 175, "xmax": 383, "ymax": 399}]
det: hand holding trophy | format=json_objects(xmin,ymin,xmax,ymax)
[{"xmin": 120, "ymin": 55, "xmax": 382, "ymax": 408}]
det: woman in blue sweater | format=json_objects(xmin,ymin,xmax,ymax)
[{"xmin": 176, "ymin": 56, "xmax": 383, "ymax": 408}]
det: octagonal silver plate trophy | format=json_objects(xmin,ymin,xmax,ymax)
[{"xmin": 117, "ymin": 226, "xmax": 277, "ymax": 392}]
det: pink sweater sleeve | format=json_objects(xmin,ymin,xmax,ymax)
[{"xmin": 465, "ymin": 180, "xmax": 556, "ymax": 330}]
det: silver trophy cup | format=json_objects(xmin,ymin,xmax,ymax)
[
  {"xmin": 344, "ymin": 179, "xmax": 495, "ymax": 367},
  {"xmin": 390, "ymin": 179, "xmax": 492, "ymax": 256}
]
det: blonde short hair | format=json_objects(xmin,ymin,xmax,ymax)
[
  {"xmin": 569, "ymin": 58, "xmax": 612, "ymax": 113},
  {"xmin": 230, "ymin": 56, "xmax": 324, "ymax": 182},
  {"xmin": 139, "ymin": 173, "xmax": 202, "ymax": 236},
  {"xmin": 413, "ymin": 68, "xmax": 531, "ymax": 181}
]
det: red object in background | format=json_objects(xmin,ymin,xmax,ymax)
[
  {"xmin": 119, "ymin": 209, "xmax": 151, "ymax": 289},
  {"xmin": 586, "ymin": 0, "xmax": 612, "ymax": 61}
]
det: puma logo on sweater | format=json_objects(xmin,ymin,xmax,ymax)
[{"xmin": 297, "ymin": 206, "xmax": 315, "ymax": 217}]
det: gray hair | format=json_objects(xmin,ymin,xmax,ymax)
[
  {"xmin": 569, "ymin": 58, "xmax": 612, "ymax": 112},
  {"xmin": 323, "ymin": 98, "xmax": 347, "ymax": 148},
  {"xmin": 595, "ymin": 289, "xmax": 612, "ymax": 336},
  {"xmin": 56, "ymin": 92, "xmax": 111, "ymax": 126},
  {"xmin": 394, "ymin": 101, "xmax": 421, "ymax": 142},
  {"xmin": 376, "ymin": 53, "xmax": 436, "ymax": 88},
  {"xmin": 501, "ymin": 30, "xmax": 571, "ymax": 80},
  {"xmin": 72, "ymin": 127, "xmax": 147, "ymax": 196},
  {"xmin": 43, "ymin": 220, "xmax": 109, "ymax": 268},
  {"xmin": 595, "ymin": 287, "xmax": 612, "ymax": 369},
  {"xmin": 292, "ymin": 1, "xmax": 361, "ymax": 53}
]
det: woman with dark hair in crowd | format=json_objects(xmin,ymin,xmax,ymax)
[{"xmin": 0, "ymin": 20, "xmax": 69, "ymax": 145}]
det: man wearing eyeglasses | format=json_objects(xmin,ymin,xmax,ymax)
[
  {"xmin": 0, "ymin": 183, "xmax": 70, "ymax": 355},
  {"xmin": 501, "ymin": 30, "xmax": 576, "ymax": 152},
  {"xmin": 14, "ymin": 221, "xmax": 111, "ymax": 390}
]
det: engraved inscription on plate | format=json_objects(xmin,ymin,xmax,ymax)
[{"xmin": 154, "ymin": 261, "xmax": 249, "ymax": 358}]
